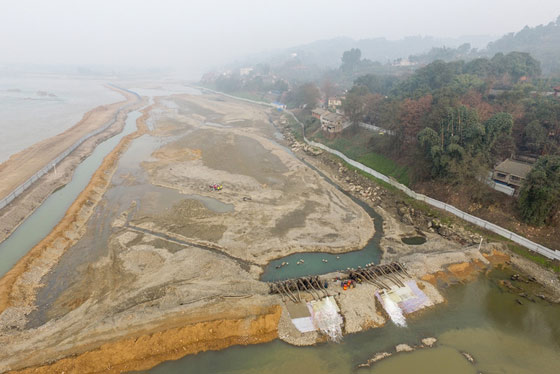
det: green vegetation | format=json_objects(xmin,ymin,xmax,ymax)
[
  {"xmin": 322, "ymin": 150, "xmax": 560, "ymax": 273},
  {"xmin": 357, "ymin": 153, "xmax": 410, "ymax": 185},
  {"xmin": 311, "ymin": 129, "xmax": 411, "ymax": 185},
  {"xmin": 417, "ymin": 110, "xmax": 513, "ymax": 179},
  {"xmin": 487, "ymin": 16, "xmax": 560, "ymax": 75},
  {"xmin": 285, "ymin": 82, "xmax": 321, "ymax": 109},
  {"xmin": 506, "ymin": 243, "xmax": 560, "ymax": 274},
  {"xmin": 518, "ymin": 155, "xmax": 560, "ymax": 225}
]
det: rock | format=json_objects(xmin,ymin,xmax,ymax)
[
  {"xmin": 401, "ymin": 213, "xmax": 414, "ymax": 225},
  {"xmin": 421, "ymin": 337, "xmax": 437, "ymax": 347},
  {"xmin": 461, "ymin": 351, "xmax": 475, "ymax": 364},
  {"xmin": 395, "ymin": 343, "xmax": 414, "ymax": 352},
  {"xmin": 516, "ymin": 299, "xmax": 524, "ymax": 305},
  {"xmin": 357, "ymin": 352, "xmax": 393, "ymax": 368},
  {"xmin": 437, "ymin": 226, "xmax": 452, "ymax": 237}
]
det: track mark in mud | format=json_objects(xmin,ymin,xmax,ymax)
[{"xmin": 125, "ymin": 224, "xmax": 259, "ymax": 272}]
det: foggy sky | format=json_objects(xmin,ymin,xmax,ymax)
[{"xmin": 1, "ymin": 0, "xmax": 559, "ymax": 78}]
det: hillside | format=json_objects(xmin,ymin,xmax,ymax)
[
  {"xmin": 236, "ymin": 35, "xmax": 495, "ymax": 71},
  {"xmin": 486, "ymin": 16, "xmax": 560, "ymax": 75}
]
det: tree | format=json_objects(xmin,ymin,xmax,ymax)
[
  {"xmin": 397, "ymin": 95, "xmax": 433, "ymax": 153},
  {"xmin": 354, "ymin": 74, "xmax": 397, "ymax": 95},
  {"xmin": 321, "ymin": 79, "xmax": 336, "ymax": 100},
  {"xmin": 518, "ymin": 155, "xmax": 560, "ymax": 225},
  {"xmin": 483, "ymin": 112, "xmax": 514, "ymax": 150},
  {"xmin": 523, "ymin": 120, "xmax": 548, "ymax": 154},
  {"xmin": 289, "ymin": 82, "xmax": 320, "ymax": 110},
  {"xmin": 341, "ymin": 48, "xmax": 362, "ymax": 73},
  {"xmin": 342, "ymin": 87, "xmax": 366, "ymax": 129}
]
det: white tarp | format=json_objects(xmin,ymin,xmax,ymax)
[{"xmin": 291, "ymin": 317, "xmax": 316, "ymax": 333}]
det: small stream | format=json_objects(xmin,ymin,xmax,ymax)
[{"xmin": 0, "ymin": 108, "xmax": 143, "ymax": 277}]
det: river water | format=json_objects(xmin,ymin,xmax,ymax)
[
  {"xmin": 0, "ymin": 73, "xmax": 123, "ymax": 163},
  {"xmin": 142, "ymin": 268, "xmax": 560, "ymax": 374},
  {"xmin": 1, "ymin": 88, "xmax": 559, "ymax": 373}
]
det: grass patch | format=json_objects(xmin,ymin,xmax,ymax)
[
  {"xmin": 310, "ymin": 127, "xmax": 410, "ymax": 186},
  {"xmin": 357, "ymin": 153, "xmax": 410, "ymax": 186},
  {"xmin": 507, "ymin": 243, "xmax": 560, "ymax": 274},
  {"xmin": 230, "ymin": 90, "xmax": 267, "ymax": 102}
]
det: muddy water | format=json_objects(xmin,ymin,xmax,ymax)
[
  {"xmin": 142, "ymin": 269, "xmax": 560, "ymax": 374},
  {"xmin": 0, "ymin": 110, "xmax": 142, "ymax": 278}
]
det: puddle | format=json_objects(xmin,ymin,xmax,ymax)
[
  {"xmin": 401, "ymin": 236, "xmax": 427, "ymax": 245},
  {"xmin": 183, "ymin": 194, "xmax": 234, "ymax": 213}
]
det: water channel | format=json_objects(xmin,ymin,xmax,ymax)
[{"xmin": 0, "ymin": 109, "xmax": 143, "ymax": 277}]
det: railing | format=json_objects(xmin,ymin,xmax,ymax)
[
  {"xmin": 0, "ymin": 86, "xmax": 139, "ymax": 210},
  {"xmin": 359, "ymin": 122, "xmax": 395, "ymax": 135},
  {"xmin": 194, "ymin": 86, "xmax": 560, "ymax": 260}
]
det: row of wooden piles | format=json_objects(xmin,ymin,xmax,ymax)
[
  {"xmin": 347, "ymin": 262, "xmax": 410, "ymax": 289},
  {"xmin": 268, "ymin": 276, "xmax": 329, "ymax": 303},
  {"xmin": 268, "ymin": 262, "xmax": 410, "ymax": 303}
]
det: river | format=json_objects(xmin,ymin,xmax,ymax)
[
  {"xmin": 0, "ymin": 73, "xmax": 124, "ymax": 163},
  {"xmin": 1, "ymin": 88, "xmax": 559, "ymax": 373},
  {"xmin": 142, "ymin": 268, "xmax": 560, "ymax": 374}
]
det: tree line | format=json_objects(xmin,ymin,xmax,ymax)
[{"xmin": 342, "ymin": 52, "xmax": 560, "ymax": 225}]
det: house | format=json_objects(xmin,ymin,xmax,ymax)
[
  {"xmin": 312, "ymin": 108, "xmax": 328, "ymax": 120},
  {"xmin": 320, "ymin": 112, "xmax": 350, "ymax": 134},
  {"xmin": 328, "ymin": 97, "xmax": 343, "ymax": 108},
  {"xmin": 492, "ymin": 158, "xmax": 534, "ymax": 189},
  {"xmin": 239, "ymin": 67, "xmax": 253, "ymax": 76},
  {"xmin": 311, "ymin": 108, "xmax": 351, "ymax": 135}
]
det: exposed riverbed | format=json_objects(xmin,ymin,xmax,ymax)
[
  {"xmin": 0, "ymin": 110, "xmax": 142, "ymax": 277},
  {"xmin": 1, "ymin": 90, "xmax": 559, "ymax": 374}
]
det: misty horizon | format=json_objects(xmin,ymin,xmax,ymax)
[{"xmin": 1, "ymin": 0, "xmax": 560, "ymax": 79}]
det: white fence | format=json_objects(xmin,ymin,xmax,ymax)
[
  {"xmin": 0, "ymin": 85, "xmax": 139, "ymax": 211},
  {"xmin": 359, "ymin": 122, "xmax": 395, "ymax": 135},
  {"xmin": 196, "ymin": 86, "xmax": 560, "ymax": 261}
]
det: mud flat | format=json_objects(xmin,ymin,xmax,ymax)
[{"xmin": 0, "ymin": 92, "xmax": 557, "ymax": 373}]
